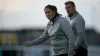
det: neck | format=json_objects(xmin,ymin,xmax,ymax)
[{"xmin": 51, "ymin": 14, "xmax": 59, "ymax": 22}]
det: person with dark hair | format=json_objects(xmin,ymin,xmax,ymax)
[
  {"xmin": 23, "ymin": 4, "xmax": 75, "ymax": 56},
  {"xmin": 64, "ymin": 1, "xmax": 88, "ymax": 56}
]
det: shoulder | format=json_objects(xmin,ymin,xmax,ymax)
[
  {"xmin": 56, "ymin": 15, "xmax": 70, "ymax": 26},
  {"xmin": 75, "ymin": 13, "xmax": 85, "ymax": 23},
  {"xmin": 58, "ymin": 15, "xmax": 69, "ymax": 23}
]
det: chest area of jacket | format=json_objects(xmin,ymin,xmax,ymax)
[
  {"xmin": 70, "ymin": 19, "xmax": 77, "ymax": 34},
  {"xmin": 47, "ymin": 23, "xmax": 64, "ymax": 37}
]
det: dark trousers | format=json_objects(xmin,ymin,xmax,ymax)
[
  {"xmin": 53, "ymin": 54, "xmax": 68, "ymax": 56},
  {"xmin": 74, "ymin": 47, "xmax": 88, "ymax": 56}
]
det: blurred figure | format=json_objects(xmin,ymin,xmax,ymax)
[
  {"xmin": 23, "ymin": 5, "xmax": 75, "ymax": 56},
  {"xmin": 64, "ymin": 1, "xmax": 88, "ymax": 56}
]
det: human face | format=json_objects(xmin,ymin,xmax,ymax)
[
  {"xmin": 65, "ymin": 4, "xmax": 76, "ymax": 16},
  {"xmin": 44, "ymin": 8, "xmax": 56, "ymax": 20}
]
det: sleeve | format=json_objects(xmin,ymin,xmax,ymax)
[
  {"xmin": 25, "ymin": 25, "xmax": 50, "ymax": 46},
  {"xmin": 60, "ymin": 18, "xmax": 75, "ymax": 56},
  {"xmin": 75, "ymin": 18, "xmax": 85, "ymax": 50}
]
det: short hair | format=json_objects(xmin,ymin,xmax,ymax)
[
  {"xmin": 64, "ymin": 1, "xmax": 75, "ymax": 7},
  {"xmin": 44, "ymin": 4, "xmax": 57, "ymax": 12}
]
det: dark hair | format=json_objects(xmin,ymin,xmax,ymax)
[
  {"xmin": 64, "ymin": 1, "xmax": 75, "ymax": 7},
  {"xmin": 44, "ymin": 5, "xmax": 60, "ymax": 16}
]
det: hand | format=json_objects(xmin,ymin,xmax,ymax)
[
  {"xmin": 23, "ymin": 41, "xmax": 32, "ymax": 47},
  {"xmin": 73, "ymin": 50, "xmax": 76, "ymax": 55},
  {"xmin": 68, "ymin": 50, "xmax": 76, "ymax": 56}
]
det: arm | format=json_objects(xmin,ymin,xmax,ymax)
[
  {"xmin": 60, "ymin": 19, "xmax": 75, "ymax": 56},
  {"xmin": 75, "ymin": 18, "xmax": 85, "ymax": 50},
  {"xmin": 23, "ymin": 25, "xmax": 50, "ymax": 46}
]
